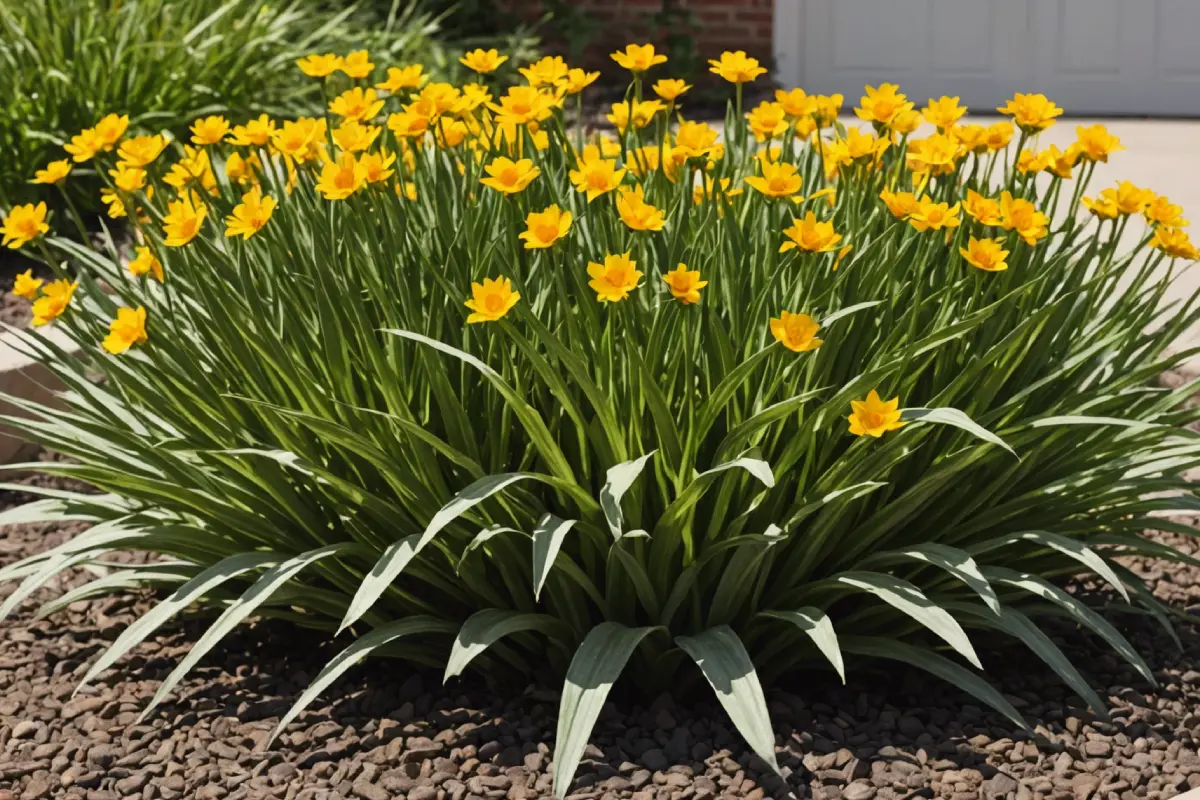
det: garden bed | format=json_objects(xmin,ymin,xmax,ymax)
[{"xmin": 1, "ymin": 452, "xmax": 1198, "ymax": 800}]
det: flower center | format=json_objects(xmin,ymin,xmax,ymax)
[
  {"xmin": 535, "ymin": 223, "xmax": 558, "ymax": 242},
  {"xmin": 484, "ymin": 294, "xmax": 504, "ymax": 312}
]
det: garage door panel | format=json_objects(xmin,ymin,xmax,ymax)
[
  {"xmin": 802, "ymin": 0, "xmax": 1032, "ymax": 111},
  {"xmin": 791, "ymin": 0, "xmax": 1200, "ymax": 116}
]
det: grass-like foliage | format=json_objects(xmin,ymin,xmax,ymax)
[
  {"xmin": 0, "ymin": 0, "xmax": 446, "ymax": 209},
  {"xmin": 3, "ymin": 48, "xmax": 1200, "ymax": 796}
]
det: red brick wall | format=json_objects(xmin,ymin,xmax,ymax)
[{"xmin": 506, "ymin": 0, "xmax": 775, "ymax": 79}]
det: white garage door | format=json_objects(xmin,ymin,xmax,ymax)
[{"xmin": 773, "ymin": 0, "xmax": 1200, "ymax": 116}]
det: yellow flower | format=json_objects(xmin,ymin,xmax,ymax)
[
  {"xmin": 359, "ymin": 151, "xmax": 397, "ymax": 184},
  {"xmin": 519, "ymin": 55, "xmax": 569, "ymax": 87},
  {"xmin": 708, "ymin": 50, "xmax": 767, "ymax": 84},
  {"xmin": 518, "ymin": 205, "xmax": 573, "ymax": 249},
  {"xmin": 162, "ymin": 191, "xmax": 207, "ymax": 247},
  {"xmin": 224, "ymin": 186, "xmax": 276, "ymax": 239},
  {"xmin": 890, "ymin": 108, "xmax": 923, "ymax": 136},
  {"xmin": 997, "ymin": 92, "xmax": 1062, "ymax": 133},
  {"xmin": 480, "ymin": 157, "xmax": 540, "ymax": 195},
  {"xmin": 164, "ymin": 146, "xmax": 218, "ymax": 194},
  {"xmin": 117, "ymin": 135, "xmax": 169, "ymax": 167},
  {"xmin": 770, "ymin": 311, "xmax": 822, "ymax": 352},
  {"xmin": 271, "ymin": 118, "xmax": 327, "ymax": 164},
  {"xmin": 848, "ymin": 390, "xmax": 905, "ymax": 438},
  {"xmin": 1074, "ymin": 124, "xmax": 1123, "ymax": 163},
  {"xmin": 387, "ymin": 110, "xmax": 431, "ymax": 139},
  {"xmin": 616, "ymin": 186, "xmax": 666, "ymax": 232},
  {"xmin": 559, "ymin": 68, "xmax": 600, "ymax": 95},
  {"xmin": 330, "ymin": 87, "xmax": 384, "ymax": 122},
  {"xmin": 94, "ymin": 114, "xmax": 128, "ymax": 149},
  {"xmin": 569, "ymin": 153, "xmax": 626, "ymax": 201},
  {"xmin": 951, "ymin": 124, "xmax": 989, "ymax": 154},
  {"xmin": 922, "ymin": 96, "xmax": 965, "ymax": 130},
  {"xmin": 811, "ymin": 94, "xmax": 843, "ymax": 128},
  {"xmin": 102, "ymin": 306, "xmax": 148, "ymax": 355},
  {"xmin": 1112, "ymin": 181, "xmax": 1154, "ymax": 215},
  {"xmin": 775, "ymin": 88, "xmax": 812, "ymax": 119},
  {"xmin": 377, "ymin": 65, "xmax": 426, "ymax": 92},
  {"xmin": 127, "ymin": 246, "xmax": 163, "ymax": 282},
  {"xmin": 662, "ymin": 264, "xmax": 706, "ymax": 304},
  {"xmin": 983, "ymin": 122, "xmax": 1014, "ymax": 151},
  {"xmin": 744, "ymin": 161, "xmax": 802, "ymax": 199},
  {"xmin": 879, "ymin": 188, "xmax": 919, "ymax": 220},
  {"xmin": 1044, "ymin": 144, "xmax": 1080, "ymax": 179},
  {"xmin": 833, "ymin": 243, "xmax": 853, "ymax": 271},
  {"xmin": 460, "ymin": 83, "xmax": 493, "ymax": 111},
  {"xmin": 627, "ymin": 145, "xmax": 660, "ymax": 177},
  {"xmin": 653, "ymin": 79, "xmax": 691, "ymax": 102},
  {"xmin": 108, "ymin": 164, "xmax": 146, "ymax": 192},
  {"xmin": 746, "ymin": 101, "xmax": 788, "ymax": 141},
  {"xmin": 227, "ymin": 114, "xmax": 276, "ymax": 147},
  {"xmin": 434, "ymin": 119, "xmax": 469, "ymax": 148},
  {"xmin": 465, "ymin": 276, "xmax": 520, "ymax": 323},
  {"xmin": 100, "ymin": 189, "xmax": 126, "ymax": 219},
  {"xmin": 31, "ymin": 279, "xmax": 77, "ymax": 327},
  {"xmin": 959, "ymin": 236, "xmax": 1009, "ymax": 272},
  {"xmin": 693, "ymin": 176, "xmax": 742, "ymax": 207},
  {"xmin": 963, "ymin": 190, "xmax": 1002, "ymax": 226},
  {"xmin": 316, "ymin": 152, "xmax": 368, "ymax": 200},
  {"xmin": 340, "ymin": 50, "xmax": 374, "ymax": 79},
  {"xmin": 2, "ymin": 202, "xmax": 49, "ymax": 249},
  {"xmin": 1149, "ymin": 228, "xmax": 1199, "ymax": 261},
  {"xmin": 490, "ymin": 85, "xmax": 555, "ymax": 126},
  {"xmin": 909, "ymin": 199, "xmax": 961, "ymax": 232},
  {"xmin": 587, "ymin": 252, "xmax": 643, "ymax": 302},
  {"xmin": 297, "ymin": 53, "xmax": 343, "ymax": 77},
  {"xmin": 332, "ymin": 120, "xmax": 382, "ymax": 153},
  {"xmin": 606, "ymin": 100, "xmax": 664, "ymax": 133},
  {"xmin": 1082, "ymin": 193, "xmax": 1120, "ymax": 221},
  {"xmin": 1144, "ymin": 195, "xmax": 1188, "ymax": 229},
  {"xmin": 838, "ymin": 127, "xmax": 889, "ymax": 163},
  {"xmin": 999, "ymin": 191, "xmax": 1049, "ymax": 244},
  {"xmin": 190, "ymin": 115, "xmax": 231, "ymax": 146},
  {"xmin": 906, "ymin": 133, "xmax": 960, "ymax": 176},
  {"xmin": 672, "ymin": 120, "xmax": 719, "ymax": 159},
  {"xmin": 33, "ymin": 160, "xmax": 72, "ymax": 185},
  {"xmin": 780, "ymin": 211, "xmax": 842, "ymax": 253},
  {"xmin": 855, "ymin": 83, "xmax": 913, "ymax": 126},
  {"xmin": 461, "ymin": 48, "xmax": 508, "ymax": 73},
  {"xmin": 1016, "ymin": 148, "xmax": 1051, "ymax": 175},
  {"xmin": 64, "ymin": 128, "xmax": 102, "ymax": 162},
  {"xmin": 611, "ymin": 44, "xmax": 667, "ymax": 73},
  {"xmin": 12, "ymin": 269, "xmax": 43, "ymax": 300}
]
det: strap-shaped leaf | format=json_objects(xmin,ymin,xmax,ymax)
[
  {"xmin": 786, "ymin": 482, "xmax": 886, "ymax": 528},
  {"xmin": 268, "ymin": 616, "xmax": 456, "ymax": 746},
  {"xmin": 708, "ymin": 525, "xmax": 783, "ymax": 627},
  {"xmin": 553, "ymin": 623, "xmax": 657, "ymax": 799},
  {"xmin": 340, "ymin": 534, "xmax": 421, "ymax": 634},
  {"xmin": 676, "ymin": 626, "xmax": 779, "ymax": 774},
  {"xmin": 141, "ymin": 544, "xmax": 349, "ymax": 721},
  {"xmin": 444, "ymin": 609, "xmax": 567, "ymax": 682},
  {"xmin": 985, "ymin": 531, "xmax": 1129, "ymax": 603},
  {"xmin": 945, "ymin": 602, "xmax": 1108, "ymax": 719},
  {"xmin": 1028, "ymin": 415, "xmax": 1160, "ymax": 432},
  {"xmin": 841, "ymin": 636, "xmax": 1029, "ymax": 731},
  {"xmin": 834, "ymin": 572, "xmax": 982, "ymax": 668},
  {"xmin": 533, "ymin": 514, "xmax": 577, "ymax": 601},
  {"xmin": 35, "ymin": 566, "xmax": 190, "ymax": 619},
  {"xmin": 0, "ymin": 498, "xmax": 97, "ymax": 527},
  {"xmin": 419, "ymin": 473, "xmax": 532, "ymax": 552},
  {"xmin": 1, "ymin": 548, "xmax": 108, "ymax": 621},
  {"xmin": 599, "ymin": 451, "xmax": 656, "ymax": 538},
  {"xmin": 983, "ymin": 566, "xmax": 1153, "ymax": 685},
  {"xmin": 760, "ymin": 608, "xmax": 845, "ymax": 682},
  {"xmin": 384, "ymin": 329, "xmax": 576, "ymax": 483},
  {"xmin": 861, "ymin": 543, "xmax": 999, "ymax": 614},
  {"xmin": 457, "ymin": 525, "xmax": 521, "ymax": 574},
  {"xmin": 822, "ymin": 300, "xmax": 882, "ymax": 326},
  {"xmin": 78, "ymin": 552, "xmax": 278, "ymax": 692},
  {"xmin": 658, "ymin": 450, "xmax": 775, "ymax": 532},
  {"xmin": 901, "ymin": 407, "xmax": 1016, "ymax": 457}
]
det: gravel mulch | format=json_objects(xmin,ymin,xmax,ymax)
[{"xmin": 2, "ymin": 455, "xmax": 1200, "ymax": 800}]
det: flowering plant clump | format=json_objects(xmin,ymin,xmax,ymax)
[{"xmin": 2, "ymin": 49, "xmax": 1199, "ymax": 794}]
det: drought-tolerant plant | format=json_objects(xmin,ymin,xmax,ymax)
[
  {"xmin": 3, "ymin": 47, "xmax": 1200, "ymax": 795},
  {"xmin": 0, "ymin": 0, "xmax": 449, "ymax": 210}
]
